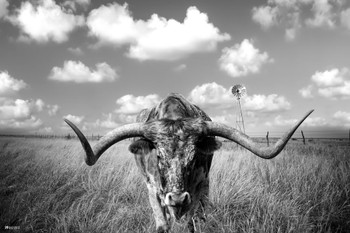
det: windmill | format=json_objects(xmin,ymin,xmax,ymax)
[{"xmin": 231, "ymin": 84, "xmax": 247, "ymax": 133}]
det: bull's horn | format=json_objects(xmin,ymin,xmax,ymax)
[
  {"xmin": 64, "ymin": 119, "xmax": 145, "ymax": 165},
  {"xmin": 206, "ymin": 110, "xmax": 314, "ymax": 159}
]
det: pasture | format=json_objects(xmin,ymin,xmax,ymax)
[{"xmin": 0, "ymin": 137, "xmax": 349, "ymax": 233}]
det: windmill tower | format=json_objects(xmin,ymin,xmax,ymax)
[{"xmin": 231, "ymin": 84, "xmax": 247, "ymax": 133}]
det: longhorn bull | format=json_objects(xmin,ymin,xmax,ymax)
[{"xmin": 64, "ymin": 93, "xmax": 313, "ymax": 233}]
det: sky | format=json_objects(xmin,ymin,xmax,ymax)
[{"xmin": 0, "ymin": 0, "xmax": 350, "ymax": 138}]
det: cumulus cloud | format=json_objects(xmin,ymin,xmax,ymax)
[
  {"xmin": 94, "ymin": 113, "xmax": 119, "ymax": 129},
  {"xmin": 115, "ymin": 94, "xmax": 160, "ymax": 115},
  {"xmin": 340, "ymin": 8, "xmax": 350, "ymax": 29},
  {"xmin": 304, "ymin": 116, "xmax": 328, "ymax": 127},
  {"xmin": 219, "ymin": 39, "xmax": 273, "ymax": 78},
  {"xmin": 68, "ymin": 47, "xmax": 83, "ymax": 56},
  {"xmin": 48, "ymin": 60, "xmax": 118, "ymax": 83},
  {"xmin": 187, "ymin": 82, "xmax": 290, "ymax": 113},
  {"xmin": 64, "ymin": 114, "xmax": 84, "ymax": 124},
  {"xmin": 299, "ymin": 85, "xmax": 314, "ymax": 98},
  {"xmin": 47, "ymin": 104, "xmax": 60, "ymax": 116},
  {"xmin": 0, "ymin": 98, "xmax": 44, "ymax": 132},
  {"xmin": 311, "ymin": 68, "xmax": 345, "ymax": 86},
  {"xmin": 266, "ymin": 115, "xmax": 327, "ymax": 127},
  {"xmin": 188, "ymin": 82, "xmax": 233, "ymax": 109},
  {"xmin": 0, "ymin": 116, "xmax": 43, "ymax": 132},
  {"xmin": 244, "ymin": 94, "xmax": 291, "ymax": 112},
  {"xmin": 333, "ymin": 111, "xmax": 350, "ymax": 126},
  {"xmin": 265, "ymin": 115, "xmax": 298, "ymax": 127},
  {"xmin": 63, "ymin": 0, "xmax": 90, "ymax": 11},
  {"xmin": 252, "ymin": 0, "xmax": 344, "ymax": 40},
  {"xmin": 318, "ymin": 82, "xmax": 350, "ymax": 99},
  {"xmin": 0, "ymin": 0, "xmax": 8, "ymax": 19},
  {"xmin": 9, "ymin": 0, "xmax": 84, "ymax": 43},
  {"xmin": 0, "ymin": 71, "xmax": 27, "ymax": 95},
  {"xmin": 252, "ymin": 5, "xmax": 278, "ymax": 29},
  {"xmin": 87, "ymin": 3, "xmax": 230, "ymax": 61},
  {"xmin": 305, "ymin": 0, "xmax": 335, "ymax": 28},
  {"xmin": 174, "ymin": 64, "xmax": 187, "ymax": 72},
  {"xmin": 300, "ymin": 68, "xmax": 350, "ymax": 99},
  {"xmin": 0, "ymin": 98, "xmax": 43, "ymax": 120}
]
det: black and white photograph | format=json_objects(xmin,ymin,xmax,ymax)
[{"xmin": 0, "ymin": 0, "xmax": 349, "ymax": 232}]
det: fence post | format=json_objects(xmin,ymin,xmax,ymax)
[
  {"xmin": 301, "ymin": 130, "xmax": 305, "ymax": 145},
  {"xmin": 266, "ymin": 131, "xmax": 269, "ymax": 147}
]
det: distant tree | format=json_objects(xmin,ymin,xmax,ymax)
[{"xmin": 65, "ymin": 133, "xmax": 72, "ymax": 140}]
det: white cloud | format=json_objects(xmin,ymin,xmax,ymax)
[
  {"xmin": 48, "ymin": 60, "xmax": 118, "ymax": 83},
  {"xmin": 219, "ymin": 39, "xmax": 273, "ymax": 77},
  {"xmin": 0, "ymin": 0, "xmax": 8, "ymax": 19},
  {"xmin": 318, "ymin": 82, "xmax": 350, "ymax": 99},
  {"xmin": 9, "ymin": 0, "xmax": 84, "ymax": 43},
  {"xmin": 340, "ymin": 8, "xmax": 350, "ymax": 29},
  {"xmin": 188, "ymin": 82, "xmax": 233, "ymax": 109},
  {"xmin": 303, "ymin": 116, "xmax": 328, "ymax": 127},
  {"xmin": 94, "ymin": 113, "xmax": 119, "ymax": 129},
  {"xmin": 244, "ymin": 94, "xmax": 291, "ymax": 112},
  {"xmin": 68, "ymin": 47, "xmax": 83, "ymax": 56},
  {"xmin": 64, "ymin": 114, "xmax": 84, "ymax": 124},
  {"xmin": 48, "ymin": 104, "xmax": 60, "ymax": 116},
  {"xmin": 118, "ymin": 113, "xmax": 136, "ymax": 124},
  {"xmin": 265, "ymin": 115, "xmax": 298, "ymax": 127},
  {"xmin": 0, "ymin": 116, "xmax": 43, "ymax": 131},
  {"xmin": 76, "ymin": 0, "xmax": 90, "ymax": 6},
  {"xmin": 35, "ymin": 99, "xmax": 45, "ymax": 112},
  {"xmin": 252, "ymin": 5, "xmax": 278, "ymax": 29},
  {"xmin": 266, "ymin": 115, "xmax": 327, "ymax": 127},
  {"xmin": 301, "ymin": 68, "xmax": 350, "ymax": 99},
  {"xmin": 252, "ymin": 0, "xmax": 345, "ymax": 40},
  {"xmin": 174, "ymin": 64, "xmax": 187, "ymax": 72},
  {"xmin": 333, "ymin": 111, "xmax": 350, "ymax": 126},
  {"xmin": 299, "ymin": 85, "xmax": 314, "ymax": 98},
  {"xmin": 87, "ymin": 3, "xmax": 230, "ymax": 61},
  {"xmin": 115, "ymin": 94, "xmax": 160, "ymax": 115},
  {"xmin": 37, "ymin": 126, "xmax": 53, "ymax": 134},
  {"xmin": 311, "ymin": 68, "xmax": 345, "ymax": 86},
  {"xmin": 63, "ymin": 0, "xmax": 90, "ymax": 11},
  {"xmin": 0, "ymin": 71, "xmax": 27, "ymax": 95},
  {"xmin": 187, "ymin": 82, "xmax": 290, "ymax": 113},
  {"xmin": 0, "ymin": 99, "xmax": 36, "ymax": 120},
  {"xmin": 305, "ymin": 0, "xmax": 336, "ymax": 28},
  {"xmin": 0, "ymin": 98, "xmax": 44, "ymax": 132},
  {"xmin": 210, "ymin": 113, "xmax": 236, "ymax": 125}
]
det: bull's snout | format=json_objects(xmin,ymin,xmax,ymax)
[{"xmin": 164, "ymin": 192, "xmax": 191, "ymax": 206}]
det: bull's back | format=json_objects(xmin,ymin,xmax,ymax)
[{"xmin": 135, "ymin": 93, "xmax": 211, "ymax": 123}]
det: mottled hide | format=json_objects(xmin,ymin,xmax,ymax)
[
  {"xmin": 65, "ymin": 92, "xmax": 313, "ymax": 233},
  {"xmin": 129, "ymin": 94, "xmax": 221, "ymax": 232}
]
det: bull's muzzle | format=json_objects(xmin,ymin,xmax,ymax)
[{"xmin": 164, "ymin": 192, "xmax": 191, "ymax": 207}]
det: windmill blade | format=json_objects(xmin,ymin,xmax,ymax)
[{"xmin": 231, "ymin": 84, "xmax": 247, "ymax": 99}]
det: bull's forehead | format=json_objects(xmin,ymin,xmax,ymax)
[
  {"xmin": 144, "ymin": 118, "xmax": 206, "ymax": 162},
  {"xmin": 145, "ymin": 118, "xmax": 206, "ymax": 146}
]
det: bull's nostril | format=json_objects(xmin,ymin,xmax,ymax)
[{"xmin": 183, "ymin": 195, "xmax": 188, "ymax": 203}]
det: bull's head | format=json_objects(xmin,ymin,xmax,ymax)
[
  {"xmin": 128, "ymin": 119, "xmax": 222, "ymax": 219},
  {"xmin": 64, "ymin": 109, "xmax": 313, "ymax": 230}
]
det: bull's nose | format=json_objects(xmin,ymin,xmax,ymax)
[{"xmin": 164, "ymin": 192, "xmax": 191, "ymax": 206}]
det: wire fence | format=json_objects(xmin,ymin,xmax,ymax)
[
  {"xmin": 246, "ymin": 130, "xmax": 350, "ymax": 139},
  {"xmin": 1, "ymin": 129, "xmax": 349, "ymax": 142}
]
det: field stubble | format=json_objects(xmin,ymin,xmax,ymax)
[{"xmin": 0, "ymin": 137, "xmax": 349, "ymax": 233}]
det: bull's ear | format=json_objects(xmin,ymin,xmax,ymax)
[
  {"xmin": 196, "ymin": 137, "xmax": 222, "ymax": 155},
  {"xmin": 129, "ymin": 139, "xmax": 155, "ymax": 155}
]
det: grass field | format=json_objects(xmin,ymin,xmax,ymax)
[{"xmin": 0, "ymin": 137, "xmax": 349, "ymax": 233}]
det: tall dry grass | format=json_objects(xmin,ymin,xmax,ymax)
[{"xmin": 0, "ymin": 137, "xmax": 349, "ymax": 232}]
